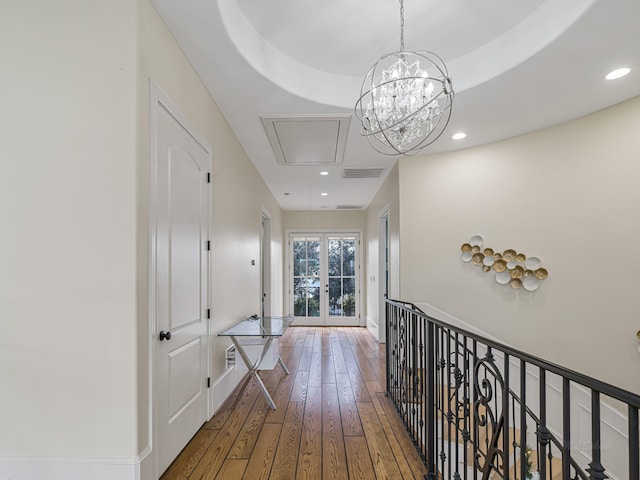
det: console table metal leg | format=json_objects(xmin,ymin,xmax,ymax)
[
  {"xmin": 230, "ymin": 336, "xmax": 278, "ymax": 410},
  {"xmin": 252, "ymin": 369, "xmax": 276, "ymax": 409},
  {"xmin": 277, "ymin": 355, "xmax": 290, "ymax": 375}
]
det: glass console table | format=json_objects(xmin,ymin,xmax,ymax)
[{"xmin": 219, "ymin": 315, "xmax": 293, "ymax": 409}]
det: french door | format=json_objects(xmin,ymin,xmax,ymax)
[{"xmin": 289, "ymin": 232, "xmax": 360, "ymax": 326}]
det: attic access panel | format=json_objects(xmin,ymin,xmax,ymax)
[{"xmin": 261, "ymin": 114, "xmax": 351, "ymax": 165}]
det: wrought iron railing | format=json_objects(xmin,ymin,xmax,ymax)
[{"xmin": 385, "ymin": 298, "xmax": 640, "ymax": 480}]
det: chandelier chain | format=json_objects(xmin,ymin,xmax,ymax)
[{"xmin": 399, "ymin": 0, "xmax": 405, "ymax": 51}]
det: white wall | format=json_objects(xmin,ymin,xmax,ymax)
[
  {"xmin": 398, "ymin": 96, "xmax": 640, "ymax": 394},
  {"xmin": 365, "ymin": 164, "xmax": 401, "ymax": 341},
  {"xmin": 283, "ymin": 210, "xmax": 367, "ymax": 231},
  {"xmin": 0, "ymin": 0, "xmax": 138, "ymax": 460},
  {"xmin": 137, "ymin": 0, "xmax": 284, "ymax": 441},
  {"xmin": 0, "ymin": 2, "xmax": 283, "ymax": 478}
]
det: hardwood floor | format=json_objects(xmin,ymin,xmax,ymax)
[{"xmin": 160, "ymin": 326, "xmax": 428, "ymax": 480}]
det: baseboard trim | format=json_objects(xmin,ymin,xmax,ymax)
[
  {"xmin": 136, "ymin": 446, "xmax": 153, "ymax": 480},
  {"xmin": 211, "ymin": 366, "xmax": 243, "ymax": 415},
  {"xmin": 0, "ymin": 455, "xmax": 144, "ymax": 480},
  {"xmin": 366, "ymin": 316, "xmax": 379, "ymax": 341},
  {"xmin": 0, "ymin": 445, "xmax": 153, "ymax": 480}
]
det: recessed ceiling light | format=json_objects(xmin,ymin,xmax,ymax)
[
  {"xmin": 452, "ymin": 132, "xmax": 467, "ymax": 140},
  {"xmin": 320, "ymin": 171, "xmax": 329, "ymax": 176},
  {"xmin": 320, "ymin": 192, "xmax": 328, "ymax": 196},
  {"xmin": 605, "ymin": 67, "xmax": 630, "ymax": 80}
]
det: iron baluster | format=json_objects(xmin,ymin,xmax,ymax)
[
  {"xmin": 473, "ymin": 339, "xmax": 479, "ymax": 480},
  {"xmin": 538, "ymin": 368, "xmax": 547, "ymax": 480},
  {"xmin": 426, "ymin": 318, "xmax": 436, "ymax": 477},
  {"xmin": 520, "ymin": 359, "xmax": 528, "ymax": 480},
  {"xmin": 462, "ymin": 334, "xmax": 470, "ymax": 480},
  {"xmin": 454, "ymin": 332, "xmax": 461, "ymax": 479},
  {"xmin": 440, "ymin": 326, "xmax": 446, "ymax": 478},
  {"xmin": 563, "ymin": 378, "xmax": 571, "ymax": 480},
  {"xmin": 503, "ymin": 352, "xmax": 510, "ymax": 478},
  {"xmin": 629, "ymin": 405, "xmax": 639, "ymax": 480},
  {"xmin": 586, "ymin": 391, "xmax": 607, "ymax": 480}
]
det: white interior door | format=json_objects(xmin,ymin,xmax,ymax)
[
  {"xmin": 260, "ymin": 211, "xmax": 271, "ymax": 317},
  {"xmin": 154, "ymin": 96, "xmax": 210, "ymax": 474},
  {"xmin": 378, "ymin": 208, "xmax": 390, "ymax": 342},
  {"xmin": 290, "ymin": 233, "xmax": 360, "ymax": 326}
]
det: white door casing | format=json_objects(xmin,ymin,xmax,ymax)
[
  {"xmin": 260, "ymin": 209, "xmax": 271, "ymax": 318},
  {"xmin": 288, "ymin": 231, "xmax": 361, "ymax": 327},
  {"xmin": 378, "ymin": 206, "xmax": 390, "ymax": 343},
  {"xmin": 150, "ymin": 84, "xmax": 211, "ymax": 475}
]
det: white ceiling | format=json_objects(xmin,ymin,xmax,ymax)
[{"xmin": 150, "ymin": 0, "xmax": 640, "ymax": 211}]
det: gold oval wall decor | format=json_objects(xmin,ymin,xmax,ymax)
[
  {"xmin": 503, "ymin": 249, "xmax": 517, "ymax": 262},
  {"xmin": 510, "ymin": 266, "xmax": 524, "ymax": 279},
  {"xmin": 493, "ymin": 259, "xmax": 507, "ymax": 272},
  {"xmin": 510, "ymin": 278, "xmax": 522, "ymax": 289},
  {"xmin": 461, "ymin": 236, "xmax": 548, "ymax": 292},
  {"xmin": 535, "ymin": 268, "xmax": 548, "ymax": 280}
]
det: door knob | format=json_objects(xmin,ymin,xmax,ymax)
[{"xmin": 159, "ymin": 330, "xmax": 172, "ymax": 341}]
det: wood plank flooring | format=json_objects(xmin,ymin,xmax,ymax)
[{"xmin": 161, "ymin": 326, "xmax": 428, "ymax": 480}]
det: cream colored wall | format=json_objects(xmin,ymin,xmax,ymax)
[
  {"xmin": 398, "ymin": 96, "xmax": 640, "ymax": 394},
  {"xmin": 365, "ymin": 165, "xmax": 401, "ymax": 340},
  {"xmin": 0, "ymin": 0, "xmax": 138, "ymax": 457},
  {"xmin": 283, "ymin": 210, "xmax": 367, "ymax": 231},
  {"xmin": 137, "ymin": 0, "xmax": 284, "ymax": 457}
]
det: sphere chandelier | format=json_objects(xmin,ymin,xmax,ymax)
[{"xmin": 355, "ymin": 0, "xmax": 454, "ymax": 156}]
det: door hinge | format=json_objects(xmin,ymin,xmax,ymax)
[
  {"xmin": 207, "ymin": 308, "xmax": 211, "ymax": 319},
  {"xmin": 207, "ymin": 240, "xmax": 211, "ymax": 251},
  {"xmin": 207, "ymin": 377, "xmax": 210, "ymax": 388},
  {"xmin": 207, "ymin": 172, "xmax": 211, "ymax": 183}
]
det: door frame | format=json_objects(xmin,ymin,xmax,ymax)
[
  {"xmin": 286, "ymin": 228, "xmax": 363, "ymax": 326},
  {"xmin": 378, "ymin": 205, "xmax": 390, "ymax": 343},
  {"xmin": 149, "ymin": 81, "xmax": 213, "ymax": 479},
  {"xmin": 260, "ymin": 207, "xmax": 272, "ymax": 318}
]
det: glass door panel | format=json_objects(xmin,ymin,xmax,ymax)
[
  {"xmin": 292, "ymin": 237, "xmax": 320, "ymax": 318},
  {"xmin": 327, "ymin": 237, "xmax": 357, "ymax": 319}
]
